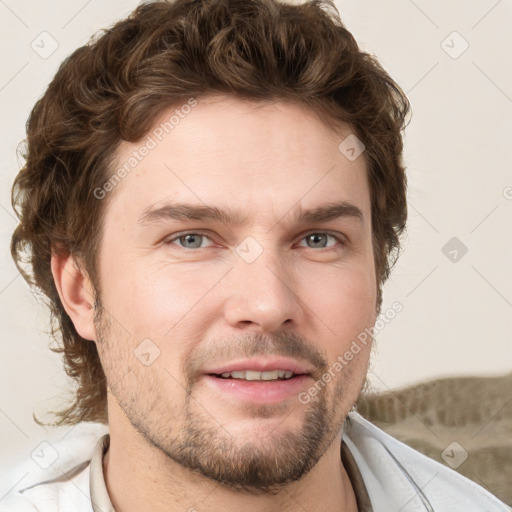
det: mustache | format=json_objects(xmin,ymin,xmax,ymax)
[{"xmin": 186, "ymin": 331, "xmax": 329, "ymax": 382}]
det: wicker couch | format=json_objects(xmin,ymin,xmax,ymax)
[{"xmin": 356, "ymin": 372, "xmax": 512, "ymax": 505}]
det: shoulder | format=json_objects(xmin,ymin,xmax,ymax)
[
  {"xmin": 0, "ymin": 422, "xmax": 108, "ymax": 512},
  {"xmin": 343, "ymin": 412, "xmax": 510, "ymax": 511}
]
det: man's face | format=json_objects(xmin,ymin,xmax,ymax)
[{"xmin": 93, "ymin": 96, "xmax": 377, "ymax": 491}]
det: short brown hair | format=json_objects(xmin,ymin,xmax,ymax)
[{"xmin": 10, "ymin": 0, "xmax": 410, "ymax": 426}]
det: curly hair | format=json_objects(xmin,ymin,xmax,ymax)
[{"xmin": 10, "ymin": 0, "xmax": 410, "ymax": 426}]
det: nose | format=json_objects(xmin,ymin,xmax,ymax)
[{"xmin": 222, "ymin": 248, "xmax": 303, "ymax": 332}]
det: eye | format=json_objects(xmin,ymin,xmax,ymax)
[
  {"xmin": 298, "ymin": 232, "xmax": 344, "ymax": 249},
  {"xmin": 164, "ymin": 231, "xmax": 345, "ymax": 250},
  {"xmin": 166, "ymin": 232, "xmax": 215, "ymax": 249}
]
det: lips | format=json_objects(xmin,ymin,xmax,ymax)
[
  {"xmin": 204, "ymin": 357, "xmax": 313, "ymax": 378},
  {"xmin": 201, "ymin": 357, "xmax": 314, "ymax": 403},
  {"xmin": 217, "ymin": 370, "xmax": 295, "ymax": 380}
]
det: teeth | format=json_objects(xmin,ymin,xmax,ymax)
[
  {"xmin": 246, "ymin": 370, "xmax": 261, "ymax": 380},
  {"xmin": 217, "ymin": 370, "xmax": 295, "ymax": 380}
]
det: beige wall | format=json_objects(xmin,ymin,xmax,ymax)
[{"xmin": 337, "ymin": 0, "xmax": 512, "ymax": 392}]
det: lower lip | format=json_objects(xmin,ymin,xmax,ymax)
[{"xmin": 203, "ymin": 374, "xmax": 311, "ymax": 404}]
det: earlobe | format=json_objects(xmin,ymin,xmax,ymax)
[{"xmin": 51, "ymin": 250, "xmax": 97, "ymax": 341}]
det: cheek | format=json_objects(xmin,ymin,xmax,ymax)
[
  {"xmin": 300, "ymin": 266, "xmax": 376, "ymax": 387},
  {"xmin": 301, "ymin": 261, "xmax": 376, "ymax": 333},
  {"xmin": 100, "ymin": 260, "xmax": 226, "ymax": 371},
  {"xmin": 102, "ymin": 256, "xmax": 208, "ymax": 327}
]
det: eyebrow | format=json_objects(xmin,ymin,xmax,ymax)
[{"xmin": 138, "ymin": 201, "xmax": 364, "ymax": 227}]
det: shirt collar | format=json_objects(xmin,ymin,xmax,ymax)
[{"xmin": 89, "ymin": 434, "xmax": 115, "ymax": 512}]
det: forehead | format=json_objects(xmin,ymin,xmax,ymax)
[{"xmin": 105, "ymin": 95, "xmax": 370, "ymax": 226}]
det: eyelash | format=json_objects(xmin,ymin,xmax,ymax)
[{"xmin": 164, "ymin": 231, "xmax": 346, "ymax": 250}]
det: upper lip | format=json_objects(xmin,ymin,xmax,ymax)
[{"xmin": 204, "ymin": 357, "xmax": 313, "ymax": 375}]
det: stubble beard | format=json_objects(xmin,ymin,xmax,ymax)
[{"xmin": 94, "ymin": 296, "xmax": 363, "ymax": 493}]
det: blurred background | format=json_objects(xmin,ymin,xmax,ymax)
[{"xmin": 0, "ymin": 0, "xmax": 510, "ymax": 505}]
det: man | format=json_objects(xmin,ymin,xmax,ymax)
[{"xmin": 5, "ymin": 0, "xmax": 509, "ymax": 510}]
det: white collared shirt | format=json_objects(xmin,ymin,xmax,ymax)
[{"xmin": 1, "ymin": 412, "xmax": 509, "ymax": 511}]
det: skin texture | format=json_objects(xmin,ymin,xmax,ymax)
[{"xmin": 52, "ymin": 95, "xmax": 377, "ymax": 512}]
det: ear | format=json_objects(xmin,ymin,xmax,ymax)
[{"xmin": 51, "ymin": 250, "xmax": 97, "ymax": 341}]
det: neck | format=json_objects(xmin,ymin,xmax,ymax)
[{"xmin": 103, "ymin": 414, "xmax": 358, "ymax": 512}]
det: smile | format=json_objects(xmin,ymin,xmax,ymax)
[{"xmin": 215, "ymin": 370, "xmax": 296, "ymax": 380}]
